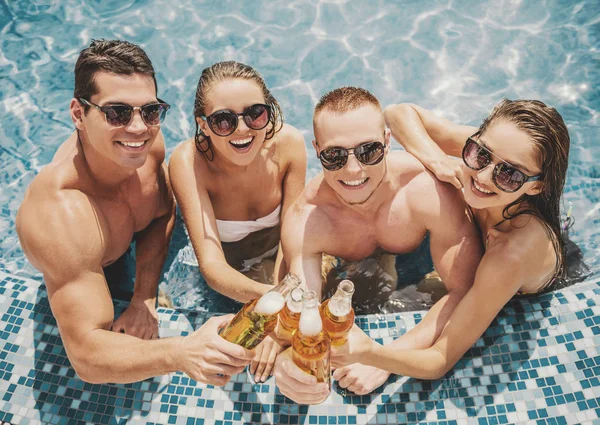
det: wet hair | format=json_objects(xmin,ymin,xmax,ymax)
[
  {"xmin": 193, "ymin": 61, "xmax": 284, "ymax": 160},
  {"xmin": 477, "ymin": 99, "xmax": 570, "ymax": 291},
  {"xmin": 74, "ymin": 39, "xmax": 157, "ymax": 111},
  {"xmin": 313, "ymin": 86, "xmax": 381, "ymax": 123}
]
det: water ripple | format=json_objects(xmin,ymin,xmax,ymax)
[{"xmin": 0, "ymin": 0, "xmax": 598, "ymax": 308}]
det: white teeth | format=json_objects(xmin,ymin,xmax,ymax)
[
  {"xmin": 342, "ymin": 178, "xmax": 368, "ymax": 187},
  {"xmin": 120, "ymin": 141, "xmax": 145, "ymax": 147},
  {"xmin": 230, "ymin": 137, "xmax": 253, "ymax": 146},
  {"xmin": 473, "ymin": 179, "xmax": 494, "ymax": 194}
]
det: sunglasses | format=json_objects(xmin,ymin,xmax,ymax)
[
  {"xmin": 78, "ymin": 98, "xmax": 170, "ymax": 128},
  {"xmin": 201, "ymin": 104, "xmax": 271, "ymax": 137},
  {"xmin": 318, "ymin": 141, "xmax": 386, "ymax": 171},
  {"xmin": 462, "ymin": 136, "xmax": 542, "ymax": 193}
]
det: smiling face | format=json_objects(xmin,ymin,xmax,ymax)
[
  {"xmin": 72, "ymin": 71, "xmax": 160, "ymax": 170},
  {"xmin": 196, "ymin": 78, "xmax": 268, "ymax": 167},
  {"xmin": 313, "ymin": 104, "xmax": 390, "ymax": 205},
  {"xmin": 463, "ymin": 120, "xmax": 543, "ymax": 210}
]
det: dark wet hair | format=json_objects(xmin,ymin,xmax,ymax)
[
  {"xmin": 74, "ymin": 39, "xmax": 157, "ymax": 111},
  {"xmin": 193, "ymin": 61, "xmax": 284, "ymax": 160},
  {"xmin": 477, "ymin": 99, "xmax": 570, "ymax": 291}
]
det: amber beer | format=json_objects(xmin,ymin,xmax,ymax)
[
  {"xmin": 276, "ymin": 287, "xmax": 304, "ymax": 342},
  {"xmin": 220, "ymin": 273, "xmax": 301, "ymax": 349},
  {"xmin": 292, "ymin": 291, "xmax": 331, "ymax": 386},
  {"xmin": 320, "ymin": 279, "xmax": 355, "ymax": 346}
]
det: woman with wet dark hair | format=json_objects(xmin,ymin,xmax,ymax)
[
  {"xmin": 169, "ymin": 61, "xmax": 306, "ymax": 382},
  {"xmin": 331, "ymin": 99, "xmax": 573, "ymax": 392}
]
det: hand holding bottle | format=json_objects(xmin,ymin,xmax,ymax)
[
  {"xmin": 179, "ymin": 315, "xmax": 255, "ymax": 386},
  {"xmin": 274, "ymin": 347, "xmax": 330, "ymax": 404},
  {"xmin": 330, "ymin": 323, "xmax": 378, "ymax": 369},
  {"xmin": 220, "ymin": 273, "xmax": 301, "ymax": 349}
]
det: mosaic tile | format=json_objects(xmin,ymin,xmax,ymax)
[{"xmin": 0, "ymin": 272, "xmax": 599, "ymax": 424}]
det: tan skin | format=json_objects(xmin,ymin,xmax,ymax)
[
  {"xmin": 169, "ymin": 78, "xmax": 307, "ymax": 382},
  {"xmin": 273, "ymin": 104, "xmax": 482, "ymax": 403},
  {"xmin": 16, "ymin": 72, "xmax": 254, "ymax": 384},
  {"xmin": 327, "ymin": 104, "xmax": 558, "ymax": 383}
]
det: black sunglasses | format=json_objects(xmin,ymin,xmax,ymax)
[
  {"xmin": 78, "ymin": 98, "xmax": 170, "ymax": 128},
  {"xmin": 462, "ymin": 136, "xmax": 542, "ymax": 193},
  {"xmin": 201, "ymin": 104, "xmax": 271, "ymax": 137},
  {"xmin": 318, "ymin": 141, "xmax": 386, "ymax": 171}
]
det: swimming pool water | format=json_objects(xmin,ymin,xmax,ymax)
[{"xmin": 1, "ymin": 0, "xmax": 598, "ymax": 312}]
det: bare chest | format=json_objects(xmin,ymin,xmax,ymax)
[
  {"xmin": 96, "ymin": 177, "xmax": 162, "ymax": 266},
  {"xmin": 207, "ymin": 163, "xmax": 283, "ymax": 220},
  {"xmin": 322, "ymin": 211, "xmax": 427, "ymax": 261}
]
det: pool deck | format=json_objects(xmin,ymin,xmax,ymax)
[{"xmin": 1, "ymin": 271, "xmax": 599, "ymax": 425}]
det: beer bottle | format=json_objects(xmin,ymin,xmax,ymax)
[
  {"xmin": 276, "ymin": 287, "xmax": 304, "ymax": 342},
  {"xmin": 320, "ymin": 279, "xmax": 355, "ymax": 346},
  {"xmin": 220, "ymin": 273, "xmax": 301, "ymax": 349},
  {"xmin": 292, "ymin": 290, "xmax": 331, "ymax": 386}
]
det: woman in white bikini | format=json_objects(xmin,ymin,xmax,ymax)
[
  {"xmin": 169, "ymin": 61, "xmax": 306, "ymax": 382},
  {"xmin": 329, "ymin": 99, "xmax": 571, "ymax": 393}
]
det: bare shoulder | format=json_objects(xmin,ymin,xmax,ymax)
[
  {"xmin": 276, "ymin": 123, "xmax": 304, "ymax": 145},
  {"xmin": 17, "ymin": 184, "xmax": 104, "ymax": 287},
  {"xmin": 387, "ymin": 151, "xmax": 427, "ymax": 175},
  {"xmin": 169, "ymin": 138, "xmax": 196, "ymax": 168},
  {"xmin": 488, "ymin": 215, "xmax": 556, "ymax": 285},
  {"xmin": 169, "ymin": 138, "xmax": 205, "ymax": 182},
  {"xmin": 283, "ymin": 176, "xmax": 332, "ymax": 238},
  {"xmin": 402, "ymin": 162, "xmax": 465, "ymax": 217},
  {"xmin": 271, "ymin": 123, "xmax": 307, "ymax": 165},
  {"xmin": 386, "ymin": 151, "xmax": 430, "ymax": 191}
]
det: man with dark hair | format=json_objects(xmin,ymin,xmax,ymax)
[
  {"xmin": 16, "ymin": 39, "xmax": 254, "ymax": 384},
  {"xmin": 273, "ymin": 87, "xmax": 483, "ymax": 403}
]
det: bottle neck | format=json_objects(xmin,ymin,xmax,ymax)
[
  {"xmin": 271, "ymin": 272, "xmax": 301, "ymax": 297},
  {"xmin": 333, "ymin": 279, "xmax": 355, "ymax": 301},
  {"xmin": 286, "ymin": 287, "xmax": 304, "ymax": 313},
  {"xmin": 299, "ymin": 291, "xmax": 322, "ymax": 336}
]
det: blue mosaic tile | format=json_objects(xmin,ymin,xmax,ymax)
[{"xmin": 1, "ymin": 272, "xmax": 600, "ymax": 424}]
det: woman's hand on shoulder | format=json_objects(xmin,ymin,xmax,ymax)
[{"xmin": 429, "ymin": 156, "xmax": 464, "ymax": 190}]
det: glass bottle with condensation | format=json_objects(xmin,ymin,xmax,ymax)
[
  {"xmin": 276, "ymin": 287, "xmax": 304, "ymax": 342},
  {"xmin": 220, "ymin": 273, "xmax": 301, "ymax": 349},
  {"xmin": 292, "ymin": 290, "xmax": 331, "ymax": 389},
  {"xmin": 320, "ymin": 279, "xmax": 355, "ymax": 346}
]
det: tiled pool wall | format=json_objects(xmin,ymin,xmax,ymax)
[{"xmin": 1, "ymin": 271, "xmax": 600, "ymax": 425}]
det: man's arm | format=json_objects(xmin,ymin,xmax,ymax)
[
  {"xmin": 390, "ymin": 173, "xmax": 483, "ymax": 350},
  {"xmin": 113, "ymin": 162, "xmax": 176, "ymax": 339},
  {"xmin": 280, "ymin": 200, "xmax": 324, "ymax": 294},
  {"xmin": 17, "ymin": 191, "xmax": 254, "ymax": 384}
]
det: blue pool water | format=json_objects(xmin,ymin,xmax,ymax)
[{"xmin": 0, "ymin": 0, "xmax": 599, "ymax": 424}]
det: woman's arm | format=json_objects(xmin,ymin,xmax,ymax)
[
  {"xmin": 384, "ymin": 104, "xmax": 477, "ymax": 189},
  {"xmin": 336, "ymin": 231, "xmax": 550, "ymax": 379},
  {"xmin": 169, "ymin": 141, "xmax": 272, "ymax": 302},
  {"xmin": 273, "ymin": 124, "xmax": 307, "ymax": 282}
]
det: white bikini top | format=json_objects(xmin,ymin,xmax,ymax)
[{"xmin": 216, "ymin": 205, "xmax": 281, "ymax": 243}]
